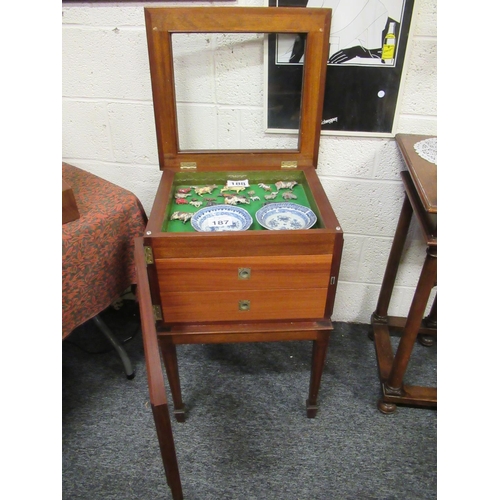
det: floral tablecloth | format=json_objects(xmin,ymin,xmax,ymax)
[{"xmin": 62, "ymin": 163, "xmax": 147, "ymax": 339}]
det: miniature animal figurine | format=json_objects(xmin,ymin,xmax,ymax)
[
  {"xmin": 275, "ymin": 181, "xmax": 298, "ymax": 191},
  {"xmin": 174, "ymin": 192, "xmax": 191, "ymax": 199},
  {"xmin": 258, "ymin": 183, "xmax": 272, "ymax": 191},
  {"xmin": 193, "ymin": 184, "xmax": 217, "ymax": 196},
  {"xmin": 176, "ymin": 187, "xmax": 192, "ymax": 194},
  {"xmin": 282, "ymin": 191, "xmax": 297, "ymax": 200},
  {"xmin": 220, "ymin": 185, "xmax": 247, "ymax": 194},
  {"xmin": 224, "ymin": 195, "xmax": 250, "ymax": 205},
  {"xmin": 189, "ymin": 200, "xmax": 203, "ymax": 208},
  {"xmin": 170, "ymin": 211, "xmax": 193, "ymax": 224},
  {"xmin": 219, "ymin": 192, "xmax": 246, "ymax": 200},
  {"xmin": 175, "ymin": 198, "xmax": 189, "ymax": 205},
  {"xmin": 250, "ymin": 196, "xmax": 260, "ymax": 201},
  {"xmin": 264, "ymin": 191, "xmax": 278, "ymax": 200}
]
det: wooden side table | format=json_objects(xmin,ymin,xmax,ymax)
[{"xmin": 371, "ymin": 134, "xmax": 437, "ymax": 413}]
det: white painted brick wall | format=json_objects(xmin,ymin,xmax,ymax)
[{"xmin": 62, "ymin": 0, "xmax": 437, "ymax": 324}]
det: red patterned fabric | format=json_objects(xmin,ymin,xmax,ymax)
[{"xmin": 62, "ymin": 163, "xmax": 147, "ymax": 339}]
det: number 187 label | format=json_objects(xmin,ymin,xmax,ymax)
[{"xmin": 211, "ymin": 217, "xmax": 231, "ymax": 226}]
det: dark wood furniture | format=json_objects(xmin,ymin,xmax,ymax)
[{"xmin": 371, "ymin": 134, "xmax": 437, "ymax": 413}]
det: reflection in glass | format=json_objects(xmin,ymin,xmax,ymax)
[{"xmin": 171, "ymin": 33, "xmax": 303, "ymax": 151}]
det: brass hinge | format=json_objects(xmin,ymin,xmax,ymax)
[
  {"xmin": 180, "ymin": 161, "xmax": 197, "ymax": 170},
  {"xmin": 144, "ymin": 246, "xmax": 154, "ymax": 264},
  {"xmin": 281, "ymin": 160, "xmax": 297, "ymax": 169},
  {"xmin": 152, "ymin": 305, "xmax": 163, "ymax": 321}
]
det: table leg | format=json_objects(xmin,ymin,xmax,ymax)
[
  {"xmin": 373, "ymin": 193, "xmax": 413, "ymax": 323},
  {"xmin": 384, "ymin": 246, "xmax": 437, "ymax": 396},
  {"xmin": 92, "ymin": 315, "xmax": 135, "ymax": 379},
  {"xmin": 151, "ymin": 403, "xmax": 184, "ymax": 500},
  {"xmin": 306, "ymin": 331, "xmax": 330, "ymax": 418},
  {"xmin": 159, "ymin": 340, "xmax": 186, "ymax": 422},
  {"xmin": 419, "ymin": 295, "xmax": 437, "ymax": 346},
  {"xmin": 424, "ymin": 296, "xmax": 437, "ymax": 326}
]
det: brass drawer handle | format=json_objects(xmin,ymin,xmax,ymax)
[
  {"xmin": 238, "ymin": 268, "xmax": 251, "ymax": 280},
  {"xmin": 239, "ymin": 300, "xmax": 251, "ymax": 311}
]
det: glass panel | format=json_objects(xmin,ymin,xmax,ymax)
[{"xmin": 171, "ymin": 32, "xmax": 303, "ymax": 151}]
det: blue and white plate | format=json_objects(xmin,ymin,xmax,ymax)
[
  {"xmin": 191, "ymin": 205, "xmax": 252, "ymax": 232},
  {"xmin": 256, "ymin": 202, "xmax": 317, "ymax": 230}
]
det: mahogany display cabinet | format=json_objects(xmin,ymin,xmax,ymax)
[{"xmin": 136, "ymin": 6, "xmax": 344, "ymax": 439}]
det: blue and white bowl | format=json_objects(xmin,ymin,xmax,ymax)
[
  {"xmin": 256, "ymin": 202, "xmax": 317, "ymax": 230},
  {"xmin": 191, "ymin": 205, "xmax": 253, "ymax": 232}
]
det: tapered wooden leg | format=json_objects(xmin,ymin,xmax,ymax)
[
  {"xmin": 385, "ymin": 246, "xmax": 437, "ymax": 394},
  {"xmin": 152, "ymin": 403, "xmax": 183, "ymax": 500},
  {"xmin": 306, "ymin": 331, "xmax": 330, "ymax": 418},
  {"xmin": 160, "ymin": 340, "xmax": 186, "ymax": 422}
]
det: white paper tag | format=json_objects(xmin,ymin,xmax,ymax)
[{"xmin": 226, "ymin": 179, "xmax": 249, "ymax": 187}]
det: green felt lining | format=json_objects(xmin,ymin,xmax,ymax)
[{"xmin": 162, "ymin": 171, "xmax": 320, "ymax": 233}]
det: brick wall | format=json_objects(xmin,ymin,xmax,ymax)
[{"xmin": 62, "ymin": 0, "xmax": 437, "ymax": 323}]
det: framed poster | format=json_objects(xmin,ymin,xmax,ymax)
[{"xmin": 267, "ymin": 0, "xmax": 415, "ymax": 136}]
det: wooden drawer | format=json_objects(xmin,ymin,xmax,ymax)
[
  {"xmin": 146, "ymin": 226, "xmax": 341, "ymax": 325},
  {"xmin": 155, "ymin": 254, "xmax": 332, "ymax": 292},
  {"xmin": 159, "ymin": 288, "xmax": 328, "ymax": 323}
]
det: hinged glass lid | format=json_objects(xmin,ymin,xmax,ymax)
[{"xmin": 145, "ymin": 7, "xmax": 331, "ymax": 172}]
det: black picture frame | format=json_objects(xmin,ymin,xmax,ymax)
[{"xmin": 267, "ymin": 0, "xmax": 415, "ymax": 136}]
